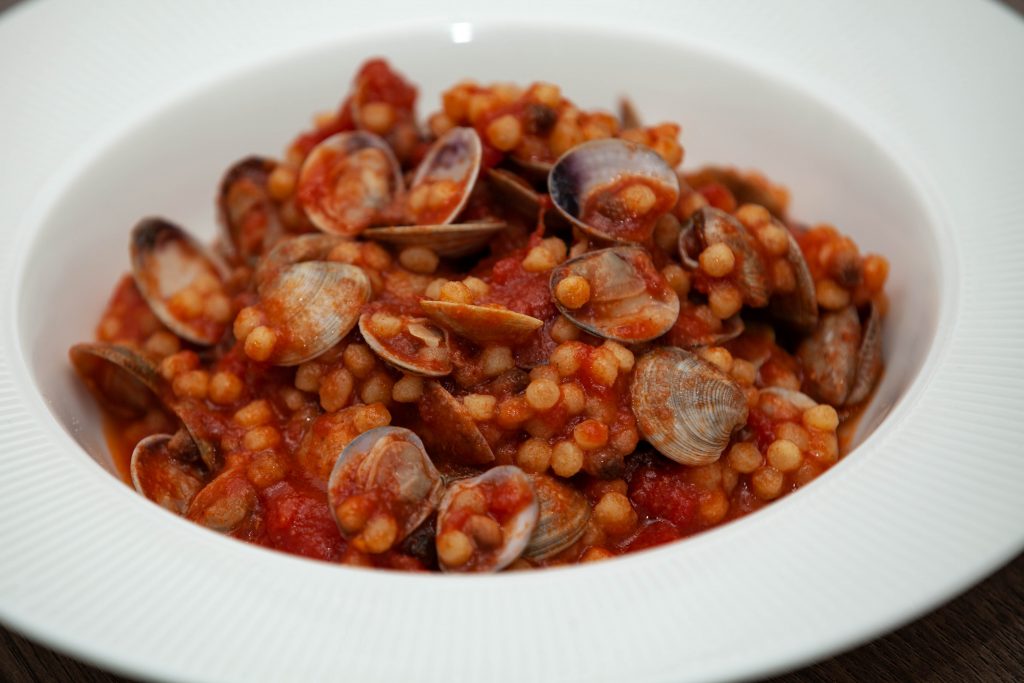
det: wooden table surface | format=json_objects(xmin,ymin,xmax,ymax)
[{"xmin": 3, "ymin": 0, "xmax": 1023, "ymax": 681}]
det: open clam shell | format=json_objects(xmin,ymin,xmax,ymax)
[
  {"xmin": 631, "ymin": 347, "xmax": 749, "ymax": 466},
  {"xmin": 419, "ymin": 300, "xmax": 543, "ymax": 345},
  {"xmin": 683, "ymin": 166, "xmax": 790, "ymax": 219},
  {"xmin": 847, "ymin": 300, "xmax": 883, "ymax": 405},
  {"xmin": 550, "ymin": 246, "xmax": 679, "ymax": 343},
  {"xmin": 436, "ymin": 466, "xmax": 539, "ymax": 573},
  {"xmin": 407, "ymin": 127, "xmax": 482, "ymax": 226},
  {"xmin": 363, "ymin": 220, "xmax": 506, "ymax": 259},
  {"xmin": 417, "ymin": 382, "xmax": 495, "ymax": 465},
  {"xmin": 217, "ymin": 156, "xmax": 284, "ymax": 265},
  {"xmin": 296, "ymin": 131, "xmax": 404, "ymax": 236},
  {"xmin": 684, "ymin": 207, "xmax": 770, "ymax": 307},
  {"xmin": 769, "ymin": 222, "xmax": 818, "ymax": 333},
  {"xmin": 69, "ymin": 342, "xmax": 217, "ymax": 468},
  {"xmin": 549, "ymin": 138, "xmax": 679, "ymax": 244},
  {"xmin": 253, "ymin": 261, "xmax": 370, "ymax": 366},
  {"xmin": 327, "ymin": 426, "xmax": 444, "ymax": 554},
  {"xmin": 130, "ymin": 430, "xmax": 206, "ymax": 515},
  {"xmin": 359, "ymin": 310, "xmax": 452, "ymax": 377},
  {"xmin": 523, "ymin": 474, "xmax": 590, "ymax": 561},
  {"xmin": 130, "ymin": 218, "xmax": 231, "ymax": 346}
]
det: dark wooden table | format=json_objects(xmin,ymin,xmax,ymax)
[{"xmin": 3, "ymin": 1, "xmax": 1023, "ymax": 681}]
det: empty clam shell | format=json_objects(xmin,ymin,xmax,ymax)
[
  {"xmin": 130, "ymin": 218, "xmax": 231, "ymax": 346},
  {"xmin": 69, "ymin": 342, "xmax": 217, "ymax": 468},
  {"xmin": 769, "ymin": 222, "xmax": 818, "ymax": 333},
  {"xmin": 847, "ymin": 300, "xmax": 883, "ymax": 405},
  {"xmin": 327, "ymin": 426, "xmax": 444, "ymax": 554},
  {"xmin": 523, "ymin": 474, "xmax": 590, "ymax": 561},
  {"xmin": 130, "ymin": 430, "xmax": 206, "ymax": 515},
  {"xmin": 550, "ymin": 246, "xmax": 679, "ymax": 343},
  {"xmin": 549, "ymin": 139, "xmax": 679, "ymax": 244},
  {"xmin": 217, "ymin": 156, "xmax": 284, "ymax": 265},
  {"xmin": 436, "ymin": 465, "xmax": 539, "ymax": 572},
  {"xmin": 297, "ymin": 131, "xmax": 404, "ymax": 236},
  {"xmin": 363, "ymin": 220, "xmax": 506, "ymax": 259},
  {"xmin": 796, "ymin": 305, "xmax": 860, "ymax": 406},
  {"xmin": 359, "ymin": 310, "xmax": 452, "ymax": 377},
  {"xmin": 631, "ymin": 347, "xmax": 749, "ymax": 466},
  {"xmin": 417, "ymin": 382, "xmax": 495, "ymax": 465},
  {"xmin": 253, "ymin": 233, "xmax": 347, "ymax": 289},
  {"xmin": 685, "ymin": 207, "xmax": 770, "ymax": 307},
  {"xmin": 253, "ymin": 261, "xmax": 370, "ymax": 366},
  {"xmin": 186, "ymin": 469, "xmax": 259, "ymax": 535},
  {"xmin": 419, "ymin": 300, "xmax": 543, "ymax": 345},
  {"xmin": 407, "ymin": 127, "xmax": 482, "ymax": 226}
]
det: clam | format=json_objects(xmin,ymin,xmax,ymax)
[
  {"xmin": 327, "ymin": 426, "xmax": 444, "ymax": 554},
  {"xmin": 130, "ymin": 430, "xmax": 206, "ymax": 515},
  {"xmin": 359, "ymin": 310, "xmax": 452, "ymax": 377},
  {"xmin": 436, "ymin": 466, "xmax": 539, "ymax": 572},
  {"xmin": 631, "ymin": 347, "xmax": 749, "ymax": 466},
  {"xmin": 683, "ymin": 166, "xmax": 790, "ymax": 219},
  {"xmin": 419, "ymin": 300, "xmax": 543, "ymax": 345},
  {"xmin": 252, "ymin": 233, "xmax": 347, "ymax": 289},
  {"xmin": 523, "ymin": 474, "xmax": 590, "ymax": 561},
  {"xmin": 296, "ymin": 131, "xmax": 404, "ymax": 236},
  {"xmin": 550, "ymin": 246, "xmax": 679, "ymax": 343},
  {"xmin": 69, "ymin": 342, "xmax": 217, "ymax": 468},
  {"xmin": 846, "ymin": 301, "xmax": 882, "ymax": 405},
  {"xmin": 407, "ymin": 127, "xmax": 482, "ymax": 226},
  {"xmin": 217, "ymin": 156, "xmax": 284, "ymax": 264},
  {"xmin": 363, "ymin": 220, "xmax": 506, "ymax": 259},
  {"xmin": 769, "ymin": 222, "xmax": 818, "ymax": 333},
  {"xmin": 295, "ymin": 404, "xmax": 392, "ymax": 484},
  {"xmin": 186, "ymin": 469, "xmax": 259, "ymax": 535},
  {"xmin": 759, "ymin": 387, "xmax": 819, "ymax": 412},
  {"xmin": 130, "ymin": 218, "xmax": 231, "ymax": 345},
  {"xmin": 665, "ymin": 302, "xmax": 745, "ymax": 349},
  {"xmin": 549, "ymin": 138, "xmax": 679, "ymax": 244},
  {"xmin": 796, "ymin": 305, "xmax": 860, "ymax": 406},
  {"xmin": 508, "ymin": 156, "xmax": 554, "ymax": 184},
  {"xmin": 682, "ymin": 207, "xmax": 770, "ymax": 307},
  {"xmin": 417, "ymin": 382, "xmax": 495, "ymax": 465},
  {"xmin": 486, "ymin": 168, "xmax": 542, "ymax": 218},
  {"xmin": 251, "ymin": 261, "xmax": 370, "ymax": 366}
]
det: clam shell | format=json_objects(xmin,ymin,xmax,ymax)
[
  {"xmin": 254, "ymin": 261, "xmax": 370, "ymax": 366},
  {"xmin": 847, "ymin": 301, "xmax": 883, "ymax": 405},
  {"xmin": 550, "ymin": 246, "xmax": 679, "ymax": 343},
  {"xmin": 419, "ymin": 300, "xmax": 543, "ymax": 345},
  {"xmin": 217, "ymin": 156, "xmax": 283, "ymax": 264},
  {"xmin": 359, "ymin": 311, "xmax": 452, "ymax": 377},
  {"xmin": 683, "ymin": 166, "xmax": 790, "ymax": 219},
  {"xmin": 186, "ymin": 469, "xmax": 259, "ymax": 535},
  {"xmin": 253, "ymin": 233, "xmax": 347, "ymax": 289},
  {"xmin": 363, "ymin": 220, "xmax": 506, "ymax": 258},
  {"xmin": 297, "ymin": 131, "xmax": 404, "ymax": 236},
  {"xmin": 796, "ymin": 305, "xmax": 860, "ymax": 406},
  {"xmin": 130, "ymin": 218, "xmax": 230, "ymax": 346},
  {"xmin": 631, "ymin": 347, "xmax": 749, "ymax": 466},
  {"xmin": 130, "ymin": 431, "xmax": 206, "ymax": 515},
  {"xmin": 417, "ymin": 382, "xmax": 495, "ymax": 465},
  {"xmin": 327, "ymin": 426, "xmax": 444, "ymax": 552},
  {"xmin": 618, "ymin": 96, "xmax": 642, "ymax": 130},
  {"xmin": 523, "ymin": 474, "xmax": 590, "ymax": 561},
  {"xmin": 69, "ymin": 342, "xmax": 217, "ymax": 468},
  {"xmin": 436, "ymin": 466, "xmax": 539, "ymax": 572},
  {"xmin": 408, "ymin": 127, "xmax": 482, "ymax": 226},
  {"xmin": 687, "ymin": 207, "xmax": 770, "ymax": 307},
  {"xmin": 549, "ymin": 138, "xmax": 679, "ymax": 244},
  {"xmin": 769, "ymin": 222, "xmax": 818, "ymax": 333}
]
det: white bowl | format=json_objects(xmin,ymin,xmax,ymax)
[{"xmin": 2, "ymin": 3, "xmax": 1023, "ymax": 682}]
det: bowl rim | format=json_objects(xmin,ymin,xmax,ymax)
[{"xmin": 2, "ymin": 2, "xmax": 1023, "ymax": 682}]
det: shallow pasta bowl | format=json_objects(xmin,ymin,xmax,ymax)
[{"xmin": 2, "ymin": 2, "xmax": 1024, "ymax": 682}]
